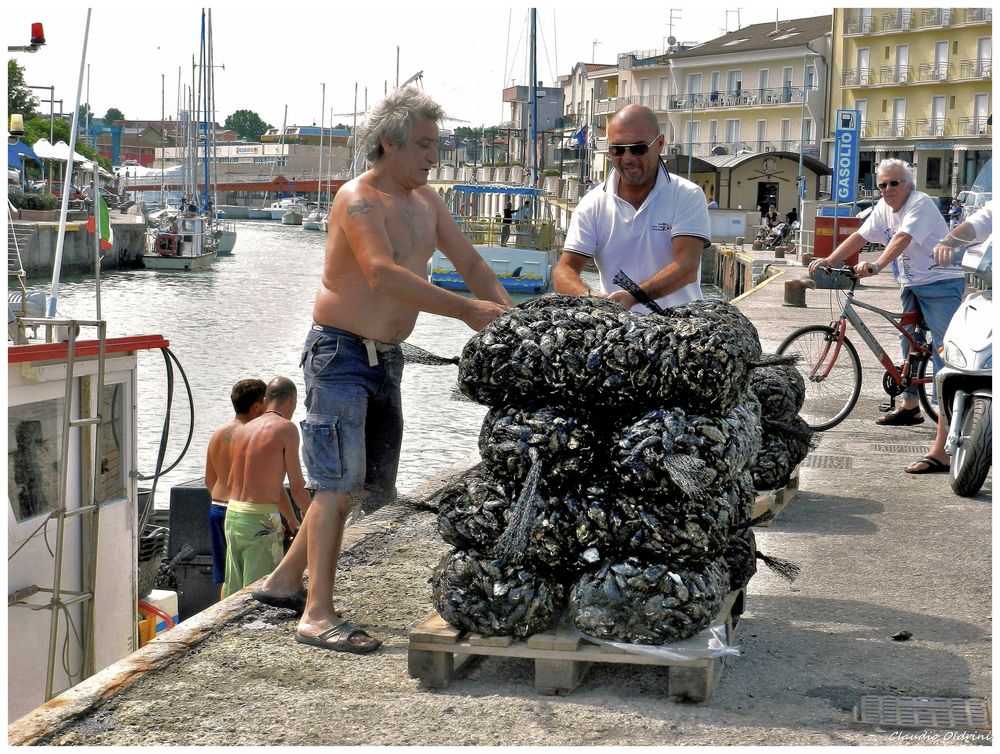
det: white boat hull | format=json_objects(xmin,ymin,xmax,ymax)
[
  {"xmin": 215, "ymin": 229, "xmax": 237, "ymax": 254},
  {"xmin": 246, "ymin": 207, "xmax": 272, "ymax": 220},
  {"xmin": 142, "ymin": 251, "xmax": 217, "ymax": 270},
  {"xmin": 281, "ymin": 210, "xmax": 303, "ymax": 225}
]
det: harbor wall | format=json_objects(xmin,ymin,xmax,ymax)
[{"xmin": 10, "ymin": 218, "xmax": 147, "ymax": 277}]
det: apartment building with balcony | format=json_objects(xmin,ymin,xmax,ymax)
[
  {"xmin": 666, "ymin": 15, "xmax": 833, "ymax": 214},
  {"xmin": 833, "ymin": 7, "xmax": 992, "ymax": 199}
]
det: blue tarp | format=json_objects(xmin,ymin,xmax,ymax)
[{"xmin": 8, "ymin": 140, "xmax": 43, "ymax": 171}]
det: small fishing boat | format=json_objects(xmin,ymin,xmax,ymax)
[
  {"xmin": 430, "ymin": 185, "xmax": 558, "ymax": 294},
  {"xmin": 143, "ymin": 207, "xmax": 218, "ymax": 270}
]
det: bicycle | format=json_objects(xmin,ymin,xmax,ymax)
[{"xmin": 776, "ymin": 267, "xmax": 938, "ymax": 431}]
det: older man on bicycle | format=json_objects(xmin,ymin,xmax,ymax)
[{"xmin": 809, "ymin": 159, "xmax": 965, "ymax": 450}]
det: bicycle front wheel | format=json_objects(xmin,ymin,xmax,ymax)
[{"xmin": 777, "ymin": 325, "xmax": 862, "ymax": 430}]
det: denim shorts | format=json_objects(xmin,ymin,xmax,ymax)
[
  {"xmin": 898, "ymin": 277, "xmax": 965, "ymax": 400},
  {"xmin": 299, "ymin": 324, "xmax": 404, "ymax": 494}
]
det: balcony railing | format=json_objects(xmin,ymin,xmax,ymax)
[
  {"xmin": 842, "ymin": 68, "xmax": 875, "ymax": 86},
  {"xmin": 960, "ymin": 8, "xmax": 991, "ymax": 24},
  {"xmin": 915, "ymin": 118, "xmax": 951, "ymax": 137},
  {"xmin": 876, "ymin": 119, "xmax": 911, "ymax": 138},
  {"xmin": 843, "ymin": 16, "xmax": 874, "ymax": 35},
  {"xmin": 916, "ymin": 8, "xmax": 951, "ymax": 28},
  {"xmin": 878, "ymin": 64, "xmax": 913, "ymax": 84},
  {"xmin": 959, "ymin": 58, "xmax": 992, "ymax": 79},
  {"xmin": 671, "ymin": 85, "xmax": 809, "ymax": 110},
  {"xmin": 881, "ymin": 11, "xmax": 913, "ymax": 31},
  {"xmin": 917, "ymin": 62, "xmax": 953, "ymax": 82},
  {"xmin": 955, "ymin": 116, "xmax": 991, "ymax": 136},
  {"xmin": 663, "ymin": 139, "xmax": 819, "ymax": 158}
]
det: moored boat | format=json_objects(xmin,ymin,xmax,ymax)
[
  {"xmin": 143, "ymin": 209, "xmax": 218, "ymax": 270},
  {"xmin": 430, "ymin": 185, "xmax": 558, "ymax": 294}
]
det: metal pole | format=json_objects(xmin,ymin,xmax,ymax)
[{"xmin": 46, "ymin": 10, "xmax": 91, "ymax": 319}]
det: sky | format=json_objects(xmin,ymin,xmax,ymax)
[{"xmin": 9, "ymin": 2, "xmax": 843, "ymax": 134}]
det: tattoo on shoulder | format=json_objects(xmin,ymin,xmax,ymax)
[{"xmin": 347, "ymin": 199, "xmax": 373, "ymax": 217}]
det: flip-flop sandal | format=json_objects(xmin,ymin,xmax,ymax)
[
  {"xmin": 905, "ymin": 456, "xmax": 950, "ymax": 474},
  {"xmin": 294, "ymin": 623, "xmax": 381, "ymax": 654},
  {"xmin": 251, "ymin": 588, "xmax": 307, "ymax": 615}
]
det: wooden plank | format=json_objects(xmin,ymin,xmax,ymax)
[
  {"xmin": 469, "ymin": 633, "xmax": 513, "ymax": 647},
  {"xmin": 526, "ymin": 630, "xmax": 581, "ymax": 651},
  {"xmin": 409, "ymin": 613, "xmax": 463, "ymax": 645}
]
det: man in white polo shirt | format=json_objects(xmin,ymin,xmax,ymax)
[{"xmin": 553, "ymin": 104, "xmax": 711, "ymax": 312}]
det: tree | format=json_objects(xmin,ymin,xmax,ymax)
[
  {"xmin": 77, "ymin": 103, "xmax": 94, "ymax": 124},
  {"xmin": 8, "ymin": 59, "xmax": 39, "ymax": 120},
  {"xmin": 104, "ymin": 107, "xmax": 124, "ymax": 122},
  {"xmin": 224, "ymin": 109, "xmax": 271, "ymax": 141}
]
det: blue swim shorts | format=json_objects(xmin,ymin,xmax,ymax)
[
  {"xmin": 209, "ymin": 501, "xmax": 228, "ymax": 584},
  {"xmin": 299, "ymin": 324, "xmax": 404, "ymax": 495}
]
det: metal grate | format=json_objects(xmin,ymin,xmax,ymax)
[
  {"xmin": 800, "ymin": 454, "xmax": 853, "ymax": 470},
  {"xmin": 868, "ymin": 443, "xmax": 930, "ymax": 454},
  {"xmin": 855, "ymin": 695, "xmax": 991, "ymax": 731}
]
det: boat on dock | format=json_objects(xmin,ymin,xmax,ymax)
[{"xmin": 430, "ymin": 185, "xmax": 558, "ymax": 294}]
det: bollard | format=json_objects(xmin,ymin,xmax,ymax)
[
  {"xmin": 774, "ymin": 246, "xmax": 785, "ymax": 260},
  {"xmin": 783, "ymin": 278, "xmax": 816, "ymax": 307}
]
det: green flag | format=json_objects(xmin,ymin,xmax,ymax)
[{"xmin": 87, "ymin": 195, "xmax": 114, "ymax": 250}]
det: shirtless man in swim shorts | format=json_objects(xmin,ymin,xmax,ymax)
[
  {"xmin": 205, "ymin": 378, "xmax": 266, "ymax": 597},
  {"xmin": 222, "ymin": 376, "xmax": 308, "ymax": 597},
  {"xmin": 252, "ymin": 86, "xmax": 513, "ymax": 654}
]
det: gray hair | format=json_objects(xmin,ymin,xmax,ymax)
[
  {"xmin": 360, "ymin": 87, "xmax": 445, "ymax": 163},
  {"xmin": 875, "ymin": 158, "xmax": 914, "ymax": 184}
]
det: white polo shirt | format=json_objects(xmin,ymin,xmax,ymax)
[
  {"xmin": 563, "ymin": 165, "xmax": 711, "ymax": 312},
  {"xmin": 858, "ymin": 190, "xmax": 962, "ymax": 288}
]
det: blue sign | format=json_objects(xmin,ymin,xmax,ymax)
[{"xmin": 834, "ymin": 109, "xmax": 861, "ymax": 203}]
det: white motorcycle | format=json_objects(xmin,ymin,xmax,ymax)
[{"xmin": 935, "ymin": 236, "xmax": 992, "ymax": 497}]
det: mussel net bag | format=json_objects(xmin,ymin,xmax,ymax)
[
  {"xmin": 613, "ymin": 484, "xmax": 737, "ymax": 566},
  {"xmin": 436, "ymin": 465, "xmax": 600, "ymax": 573},
  {"xmin": 431, "ymin": 548, "xmax": 565, "ymax": 638},
  {"xmin": 724, "ymin": 527, "xmax": 758, "ymax": 590},
  {"xmin": 458, "ymin": 296, "xmax": 760, "ymax": 416},
  {"xmin": 569, "ymin": 555, "xmax": 731, "ymax": 644},
  {"xmin": 478, "ymin": 406, "xmax": 603, "ymax": 495},
  {"xmin": 749, "ymin": 360, "xmax": 807, "ymax": 423},
  {"xmin": 751, "ymin": 416, "xmax": 816, "ymax": 491},
  {"xmin": 612, "ymin": 399, "xmax": 763, "ymax": 499}
]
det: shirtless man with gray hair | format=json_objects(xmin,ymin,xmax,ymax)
[
  {"xmin": 253, "ymin": 86, "xmax": 512, "ymax": 654},
  {"xmin": 222, "ymin": 376, "xmax": 308, "ymax": 597}
]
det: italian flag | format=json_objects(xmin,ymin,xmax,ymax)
[{"xmin": 87, "ymin": 195, "xmax": 114, "ymax": 250}]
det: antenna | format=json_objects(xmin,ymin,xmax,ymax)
[
  {"xmin": 725, "ymin": 8, "xmax": 742, "ymax": 33},
  {"xmin": 667, "ymin": 9, "xmax": 681, "ymax": 45}
]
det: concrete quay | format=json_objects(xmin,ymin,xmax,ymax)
[
  {"xmin": 9, "ymin": 259, "xmax": 991, "ymax": 746},
  {"xmin": 8, "ymin": 213, "xmax": 148, "ymax": 276}
]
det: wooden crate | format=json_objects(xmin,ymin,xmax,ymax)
[
  {"xmin": 751, "ymin": 464, "xmax": 800, "ymax": 526},
  {"xmin": 407, "ymin": 589, "xmax": 744, "ymax": 702}
]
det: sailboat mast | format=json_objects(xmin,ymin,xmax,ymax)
[
  {"xmin": 318, "ymin": 83, "xmax": 325, "ymax": 207},
  {"xmin": 529, "ymin": 8, "xmax": 538, "ymax": 192},
  {"xmin": 199, "ymin": 9, "xmax": 210, "ymax": 211}
]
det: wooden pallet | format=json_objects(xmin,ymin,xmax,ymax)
[
  {"xmin": 751, "ymin": 464, "xmax": 800, "ymax": 527},
  {"xmin": 407, "ymin": 589, "xmax": 744, "ymax": 702}
]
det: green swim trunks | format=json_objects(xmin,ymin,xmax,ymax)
[{"xmin": 222, "ymin": 500, "xmax": 284, "ymax": 597}]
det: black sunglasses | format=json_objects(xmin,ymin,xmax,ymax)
[
  {"xmin": 876, "ymin": 179, "xmax": 905, "ymax": 190},
  {"xmin": 608, "ymin": 137, "xmax": 659, "ymax": 157}
]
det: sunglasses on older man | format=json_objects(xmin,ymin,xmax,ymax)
[
  {"xmin": 608, "ymin": 137, "xmax": 659, "ymax": 157},
  {"xmin": 876, "ymin": 179, "xmax": 905, "ymax": 190}
]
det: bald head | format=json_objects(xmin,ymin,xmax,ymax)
[
  {"xmin": 609, "ymin": 105, "xmax": 660, "ymax": 140},
  {"xmin": 265, "ymin": 376, "xmax": 297, "ymax": 404}
]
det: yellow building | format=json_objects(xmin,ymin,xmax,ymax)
[{"xmin": 832, "ymin": 7, "xmax": 992, "ymax": 201}]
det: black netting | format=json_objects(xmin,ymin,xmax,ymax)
[{"xmin": 749, "ymin": 359, "xmax": 807, "ymax": 423}]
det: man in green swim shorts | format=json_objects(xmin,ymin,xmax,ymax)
[{"xmin": 222, "ymin": 376, "xmax": 310, "ymax": 597}]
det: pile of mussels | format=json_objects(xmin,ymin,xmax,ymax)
[{"xmin": 431, "ymin": 295, "xmax": 811, "ymax": 644}]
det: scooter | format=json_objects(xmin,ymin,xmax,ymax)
[{"xmin": 935, "ymin": 235, "xmax": 992, "ymax": 497}]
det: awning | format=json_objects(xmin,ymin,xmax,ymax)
[
  {"xmin": 7, "ymin": 140, "xmax": 43, "ymax": 171},
  {"xmin": 31, "ymin": 138, "xmax": 93, "ymax": 168}
]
